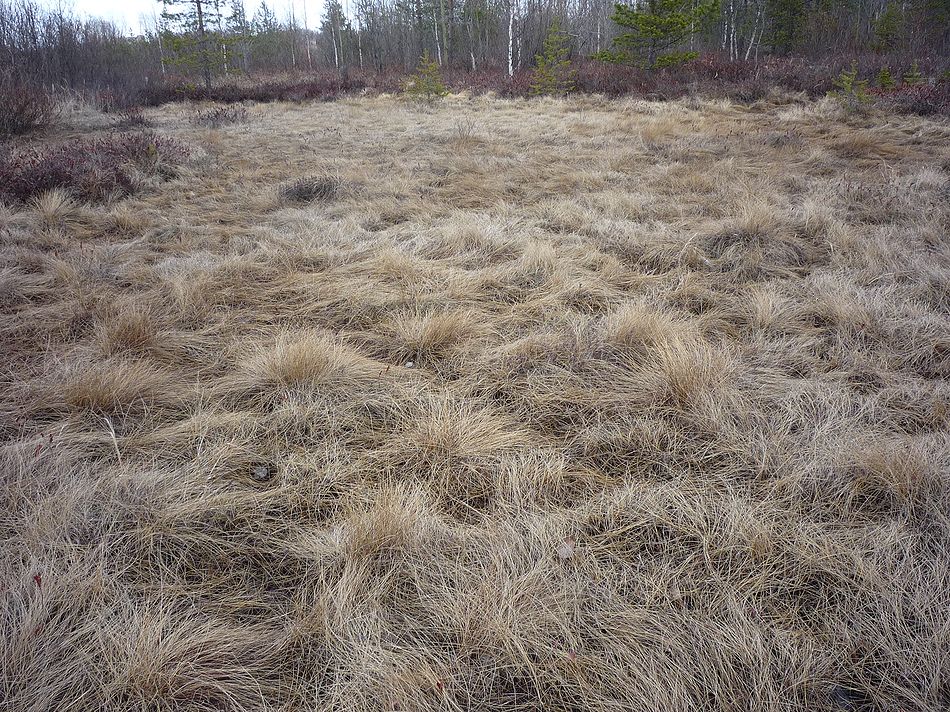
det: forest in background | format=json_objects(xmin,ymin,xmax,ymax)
[{"xmin": 0, "ymin": 0, "xmax": 948, "ymax": 110}]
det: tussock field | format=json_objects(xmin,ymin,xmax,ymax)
[{"xmin": 2, "ymin": 93, "xmax": 950, "ymax": 711}]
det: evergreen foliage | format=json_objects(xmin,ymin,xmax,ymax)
[
  {"xmin": 830, "ymin": 61, "xmax": 870, "ymax": 111},
  {"xmin": 160, "ymin": 0, "xmax": 223, "ymax": 90},
  {"xmin": 903, "ymin": 61, "xmax": 924, "ymax": 85},
  {"xmin": 765, "ymin": 0, "xmax": 805, "ymax": 54},
  {"xmin": 877, "ymin": 66, "xmax": 896, "ymax": 89},
  {"xmin": 405, "ymin": 50, "xmax": 449, "ymax": 102},
  {"xmin": 529, "ymin": 20, "xmax": 576, "ymax": 96},
  {"xmin": 596, "ymin": 0, "xmax": 719, "ymax": 69},
  {"xmin": 874, "ymin": 2, "xmax": 904, "ymax": 51}
]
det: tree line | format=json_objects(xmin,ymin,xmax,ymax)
[{"xmin": 1, "ymin": 0, "xmax": 947, "ymax": 93}]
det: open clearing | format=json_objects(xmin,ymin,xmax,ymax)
[{"xmin": 2, "ymin": 94, "xmax": 950, "ymax": 711}]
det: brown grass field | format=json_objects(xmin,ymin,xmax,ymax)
[{"xmin": 2, "ymin": 93, "xmax": 950, "ymax": 711}]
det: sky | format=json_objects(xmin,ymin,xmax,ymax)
[{"xmin": 45, "ymin": 0, "xmax": 328, "ymax": 34}]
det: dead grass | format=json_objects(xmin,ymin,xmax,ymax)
[{"xmin": 1, "ymin": 94, "xmax": 950, "ymax": 711}]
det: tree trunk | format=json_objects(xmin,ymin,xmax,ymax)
[
  {"xmin": 507, "ymin": 0, "xmax": 514, "ymax": 77},
  {"xmin": 194, "ymin": 0, "xmax": 211, "ymax": 91}
]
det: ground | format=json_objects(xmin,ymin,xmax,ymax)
[{"xmin": 1, "ymin": 93, "xmax": 950, "ymax": 711}]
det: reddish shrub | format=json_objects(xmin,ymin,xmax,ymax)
[
  {"xmin": 0, "ymin": 131, "xmax": 187, "ymax": 205},
  {"xmin": 872, "ymin": 82, "xmax": 950, "ymax": 116},
  {"xmin": 112, "ymin": 106, "xmax": 150, "ymax": 129},
  {"xmin": 0, "ymin": 72, "xmax": 57, "ymax": 138},
  {"xmin": 124, "ymin": 54, "xmax": 949, "ymax": 114},
  {"xmin": 190, "ymin": 105, "xmax": 248, "ymax": 128},
  {"xmin": 136, "ymin": 72, "xmax": 375, "ymax": 106}
]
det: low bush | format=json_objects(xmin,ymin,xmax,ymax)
[
  {"xmin": 0, "ymin": 72, "xmax": 57, "ymax": 138},
  {"xmin": 190, "ymin": 105, "xmax": 249, "ymax": 128},
  {"xmin": 137, "ymin": 72, "xmax": 373, "ymax": 106},
  {"xmin": 873, "ymin": 82, "xmax": 950, "ymax": 116},
  {"xmin": 111, "ymin": 106, "xmax": 150, "ymax": 129},
  {"xmin": 123, "ymin": 54, "xmax": 948, "ymax": 115},
  {"xmin": 0, "ymin": 131, "xmax": 187, "ymax": 204}
]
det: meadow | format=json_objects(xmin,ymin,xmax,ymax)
[{"xmin": 2, "ymin": 92, "xmax": 949, "ymax": 711}]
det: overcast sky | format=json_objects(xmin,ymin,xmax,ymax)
[{"xmin": 48, "ymin": 0, "xmax": 328, "ymax": 34}]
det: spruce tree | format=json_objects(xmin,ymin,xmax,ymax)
[
  {"xmin": 874, "ymin": 1, "xmax": 904, "ymax": 52},
  {"xmin": 830, "ymin": 61, "xmax": 870, "ymax": 112},
  {"xmin": 530, "ymin": 20, "xmax": 576, "ymax": 96},
  {"xmin": 877, "ymin": 66, "xmax": 896, "ymax": 90},
  {"xmin": 227, "ymin": 0, "xmax": 250, "ymax": 73},
  {"xmin": 766, "ymin": 0, "xmax": 805, "ymax": 54},
  {"xmin": 406, "ymin": 50, "xmax": 449, "ymax": 103},
  {"xmin": 596, "ymin": 0, "xmax": 719, "ymax": 69},
  {"xmin": 903, "ymin": 61, "xmax": 924, "ymax": 85},
  {"xmin": 251, "ymin": 2, "xmax": 281, "ymax": 68}
]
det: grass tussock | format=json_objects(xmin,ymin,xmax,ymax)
[
  {"xmin": 278, "ymin": 174, "xmax": 344, "ymax": 204},
  {"xmin": 1, "ymin": 94, "xmax": 950, "ymax": 712}
]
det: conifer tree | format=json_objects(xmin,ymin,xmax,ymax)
[
  {"xmin": 766, "ymin": 0, "xmax": 805, "ymax": 54},
  {"xmin": 830, "ymin": 61, "xmax": 870, "ymax": 112},
  {"xmin": 597, "ymin": 0, "xmax": 719, "ymax": 69},
  {"xmin": 874, "ymin": 1, "xmax": 904, "ymax": 52},
  {"xmin": 903, "ymin": 60, "xmax": 924, "ymax": 85},
  {"xmin": 251, "ymin": 2, "xmax": 281, "ymax": 68},
  {"xmin": 227, "ymin": 0, "xmax": 250, "ymax": 73},
  {"xmin": 160, "ymin": 0, "xmax": 222, "ymax": 90},
  {"xmin": 877, "ymin": 66, "xmax": 895, "ymax": 89},
  {"xmin": 529, "ymin": 19, "xmax": 575, "ymax": 96},
  {"xmin": 406, "ymin": 49, "xmax": 448, "ymax": 102}
]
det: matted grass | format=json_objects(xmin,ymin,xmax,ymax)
[{"xmin": 2, "ymin": 93, "xmax": 949, "ymax": 711}]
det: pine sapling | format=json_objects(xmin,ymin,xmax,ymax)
[
  {"xmin": 405, "ymin": 50, "xmax": 449, "ymax": 104},
  {"xmin": 877, "ymin": 67, "xmax": 896, "ymax": 90},
  {"xmin": 903, "ymin": 61, "xmax": 924, "ymax": 86},
  {"xmin": 529, "ymin": 20, "xmax": 576, "ymax": 97},
  {"xmin": 830, "ymin": 62, "xmax": 870, "ymax": 112}
]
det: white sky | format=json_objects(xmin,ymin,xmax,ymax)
[{"xmin": 43, "ymin": 0, "xmax": 328, "ymax": 35}]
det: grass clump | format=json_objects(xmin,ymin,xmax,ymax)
[
  {"xmin": 2, "ymin": 94, "xmax": 949, "ymax": 712},
  {"xmin": 277, "ymin": 174, "xmax": 343, "ymax": 204}
]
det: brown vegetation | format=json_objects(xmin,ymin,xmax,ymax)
[{"xmin": 1, "ymin": 93, "xmax": 949, "ymax": 711}]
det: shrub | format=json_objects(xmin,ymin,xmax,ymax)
[
  {"xmin": 136, "ymin": 72, "xmax": 373, "ymax": 107},
  {"xmin": 278, "ymin": 175, "xmax": 343, "ymax": 204},
  {"xmin": 190, "ymin": 105, "xmax": 249, "ymax": 128},
  {"xmin": 874, "ymin": 82, "xmax": 950, "ymax": 116},
  {"xmin": 111, "ymin": 55, "xmax": 947, "ymax": 111},
  {"xmin": 830, "ymin": 62, "xmax": 870, "ymax": 111},
  {"xmin": 0, "ymin": 131, "xmax": 187, "ymax": 205},
  {"xmin": 405, "ymin": 51, "xmax": 449, "ymax": 103},
  {"xmin": 529, "ymin": 20, "xmax": 576, "ymax": 97},
  {"xmin": 112, "ymin": 107, "xmax": 150, "ymax": 129},
  {"xmin": 0, "ymin": 72, "xmax": 57, "ymax": 138}
]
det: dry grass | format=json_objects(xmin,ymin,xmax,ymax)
[{"xmin": 2, "ymin": 95, "xmax": 950, "ymax": 711}]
